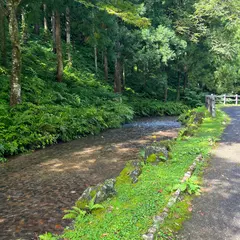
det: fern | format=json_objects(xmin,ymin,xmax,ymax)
[
  {"xmin": 63, "ymin": 206, "xmax": 86, "ymax": 220},
  {"xmin": 85, "ymin": 195, "xmax": 104, "ymax": 212}
]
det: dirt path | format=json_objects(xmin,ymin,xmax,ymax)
[
  {"xmin": 0, "ymin": 117, "xmax": 180, "ymax": 240},
  {"xmin": 177, "ymin": 107, "xmax": 240, "ymax": 240}
]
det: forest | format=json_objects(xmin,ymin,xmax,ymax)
[{"xmin": 0, "ymin": 0, "xmax": 239, "ymax": 161}]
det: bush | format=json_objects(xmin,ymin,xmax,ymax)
[
  {"xmin": 0, "ymin": 101, "xmax": 133, "ymax": 160},
  {"xmin": 128, "ymin": 97, "xmax": 189, "ymax": 117}
]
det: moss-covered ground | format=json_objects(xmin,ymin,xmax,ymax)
[{"xmin": 43, "ymin": 107, "xmax": 229, "ymax": 240}]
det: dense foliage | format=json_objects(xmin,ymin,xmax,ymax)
[{"xmin": 0, "ymin": 39, "xmax": 187, "ymax": 162}]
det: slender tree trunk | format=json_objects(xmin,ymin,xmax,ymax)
[
  {"xmin": 176, "ymin": 71, "xmax": 181, "ymax": 101},
  {"xmin": 34, "ymin": 23, "xmax": 40, "ymax": 35},
  {"xmin": 164, "ymin": 81, "xmax": 168, "ymax": 102},
  {"xmin": 55, "ymin": 10, "xmax": 63, "ymax": 82},
  {"xmin": 122, "ymin": 60, "xmax": 126, "ymax": 90},
  {"xmin": 183, "ymin": 65, "xmax": 188, "ymax": 92},
  {"xmin": 114, "ymin": 54, "xmax": 122, "ymax": 93},
  {"xmin": 51, "ymin": 11, "xmax": 56, "ymax": 53},
  {"xmin": 0, "ymin": 7, "xmax": 7, "ymax": 67},
  {"xmin": 66, "ymin": 6, "xmax": 72, "ymax": 64},
  {"xmin": 94, "ymin": 45, "xmax": 98, "ymax": 74},
  {"xmin": 7, "ymin": 0, "xmax": 22, "ymax": 106},
  {"xmin": 104, "ymin": 49, "xmax": 108, "ymax": 81},
  {"xmin": 163, "ymin": 66, "xmax": 168, "ymax": 102},
  {"xmin": 143, "ymin": 63, "xmax": 147, "ymax": 88},
  {"xmin": 43, "ymin": 3, "xmax": 48, "ymax": 33},
  {"xmin": 21, "ymin": 10, "xmax": 27, "ymax": 43}
]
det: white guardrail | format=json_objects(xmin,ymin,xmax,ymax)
[{"xmin": 205, "ymin": 94, "xmax": 240, "ymax": 117}]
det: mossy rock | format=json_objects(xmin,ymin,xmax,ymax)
[
  {"xmin": 116, "ymin": 160, "xmax": 143, "ymax": 185},
  {"xmin": 193, "ymin": 111, "xmax": 205, "ymax": 125},
  {"xmin": 180, "ymin": 124, "xmax": 198, "ymax": 137},
  {"xmin": 116, "ymin": 162, "xmax": 135, "ymax": 186},
  {"xmin": 157, "ymin": 139, "xmax": 175, "ymax": 151},
  {"xmin": 76, "ymin": 179, "xmax": 116, "ymax": 209},
  {"xmin": 144, "ymin": 146, "xmax": 168, "ymax": 164},
  {"xmin": 178, "ymin": 109, "xmax": 205, "ymax": 127}
]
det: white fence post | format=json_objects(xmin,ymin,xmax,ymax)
[
  {"xmin": 224, "ymin": 94, "xmax": 226, "ymax": 105},
  {"xmin": 236, "ymin": 94, "xmax": 238, "ymax": 105},
  {"xmin": 212, "ymin": 95, "xmax": 216, "ymax": 117}
]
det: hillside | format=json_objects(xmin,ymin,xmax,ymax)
[{"xmin": 0, "ymin": 39, "xmax": 187, "ymax": 162}]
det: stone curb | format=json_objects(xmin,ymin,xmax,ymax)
[{"xmin": 142, "ymin": 154, "xmax": 203, "ymax": 240}]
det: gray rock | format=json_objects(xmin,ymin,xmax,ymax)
[
  {"xmin": 95, "ymin": 179, "xmax": 116, "ymax": 203},
  {"xmin": 144, "ymin": 146, "xmax": 168, "ymax": 164},
  {"xmin": 77, "ymin": 179, "xmax": 116, "ymax": 208},
  {"xmin": 142, "ymin": 233, "xmax": 154, "ymax": 240},
  {"xmin": 129, "ymin": 167, "xmax": 142, "ymax": 183}
]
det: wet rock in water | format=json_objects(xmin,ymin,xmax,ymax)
[
  {"xmin": 76, "ymin": 179, "xmax": 116, "ymax": 209},
  {"xmin": 144, "ymin": 146, "xmax": 168, "ymax": 164}
]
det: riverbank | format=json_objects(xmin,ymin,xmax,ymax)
[{"xmin": 0, "ymin": 116, "xmax": 180, "ymax": 240}]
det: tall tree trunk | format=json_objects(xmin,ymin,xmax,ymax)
[
  {"xmin": 94, "ymin": 45, "xmax": 98, "ymax": 74},
  {"xmin": 21, "ymin": 10, "xmax": 27, "ymax": 43},
  {"xmin": 34, "ymin": 23, "xmax": 40, "ymax": 35},
  {"xmin": 164, "ymin": 81, "xmax": 168, "ymax": 102},
  {"xmin": 122, "ymin": 60, "xmax": 126, "ymax": 90},
  {"xmin": 104, "ymin": 49, "xmax": 108, "ymax": 81},
  {"xmin": 0, "ymin": 6, "xmax": 7, "ymax": 67},
  {"xmin": 7, "ymin": 0, "xmax": 22, "ymax": 106},
  {"xmin": 143, "ymin": 63, "xmax": 147, "ymax": 88},
  {"xmin": 66, "ymin": 6, "xmax": 72, "ymax": 64},
  {"xmin": 51, "ymin": 11, "xmax": 56, "ymax": 53},
  {"xmin": 176, "ymin": 71, "xmax": 181, "ymax": 101},
  {"xmin": 55, "ymin": 10, "xmax": 63, "ymax": 82},
  {"xmin": 43, "ymin": 3, "xmax": 48, "ymax": 33},
  {"xmin": 183, "ymin": 65, "xmax": 188, "ymax": 92},
  {"xmin": 114, "ymin": 54, "xmax": 122, "ymax": 93}
]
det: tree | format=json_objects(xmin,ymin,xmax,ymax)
[
  {"xmin": 55, "ymin": 10, "xmax": 63, "ymax": 82},
  {"xmin": 0, "ymin": 0, "xmax": 7, "ymax": 67},
  {"xmin": 7, "ymin": 0, "xmax": 22, "ymax": 106},
  {"xmin": 66, "ymin": 6, "xmax": 72, "ymax": 64}
]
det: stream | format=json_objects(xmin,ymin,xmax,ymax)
[{"xmin": 0, "ymin": 116, "xmax": 181, "ymax": 240}]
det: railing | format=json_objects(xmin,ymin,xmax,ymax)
[
  {"xmin": 205, "ymin": 95, "xmax": 216, "ymax": 117},
  {"xmin": 205, "ymin": 94, "xmax": 240, "ymax": 117},
  {"xmin": 215, "ymin": 94, "xmax": 239, "ymax": 105}
]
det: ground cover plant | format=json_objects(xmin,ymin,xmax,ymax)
[
  {"xmin": 39, "ymin": 107, "xmax": 228, "ymax": 240},
  {"xmin": 0, "ymin": 39, "xmax": 190, "ymax": 162}
]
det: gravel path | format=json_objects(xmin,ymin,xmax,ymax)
[{"xmin": 177, "ymin": 107, "xmax": 240, "ymax": 240}]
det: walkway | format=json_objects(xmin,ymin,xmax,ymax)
[{"xmin": 177, "ymin": 107, "xmax": 240, "ymax": 240}]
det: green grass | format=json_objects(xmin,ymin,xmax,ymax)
[{"xmin": 51, "ymin": 107, "xmax": 228, "ymax": 240}]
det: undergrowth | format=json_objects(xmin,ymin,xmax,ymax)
[
  {"xmin": 129, "ymin": 97, "xmax": 189, "ymax": 117},
  {"xmin": 0, "ymin": 40, "xmax": 188, "ymax": 162},
  {"xmin": 44, "ymin": 107, "xmax": 227, "ymax": 240}
]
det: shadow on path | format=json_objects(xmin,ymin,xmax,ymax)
[{"xmin": 177, "ymin": 107, "xmax": 240, "ymax": 240}]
